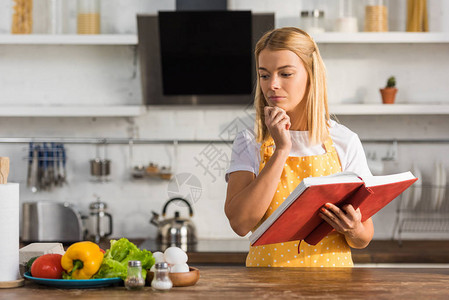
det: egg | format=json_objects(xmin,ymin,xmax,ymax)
[
  {"xmin": 164, "ymin": 247, "xmax": 188, "ymax": 265},
  {"xmin": 153, "ymin": 251, "xmax": 165, "ymax": 263},
  {"xmin": 170, "ymin": 263, "xmax": 189, "ymax": 273}
]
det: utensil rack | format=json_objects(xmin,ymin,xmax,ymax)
[
  {"xmin": 0, "ymin": 137, "xmax": 449, "ymax": 145},
  {"xmin": 392, "ymin": 185, "xmax": 449, "ymax": 246},
  {"xmin": 0, "ymin": 137, "xmax": 231, "ymax": 145}
]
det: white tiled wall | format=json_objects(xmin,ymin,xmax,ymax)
[{"xmin": 0, "ymin": 1, "xmax": 448, "ymax": 241}]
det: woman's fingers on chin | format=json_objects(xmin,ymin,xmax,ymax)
[{"xmin": 264, "ymin": 106, "xmax": 274, "ymax": 117}]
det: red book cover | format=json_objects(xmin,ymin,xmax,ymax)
[
  {"xmin": 357, "ymin": 178, "xmax": 417, "ymax": 221},
  {"xmin": 304, "ymin": 177, "xmax": 417, "ymax": 245},
  {"xmin": 250, "ymin": 172, "xmax": 417, "ymax": 247},
  {"xmin": 303, "ymin": 186, "xmax": 373, "ymax": 245},
  {"xmin": 251, "ymin": 182, "xmax": 363, "ymax": 246}
]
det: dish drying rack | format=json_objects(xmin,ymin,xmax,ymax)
[{"xmin": 392, "ymin": 184, "xmax": 449, "ymax": 245}]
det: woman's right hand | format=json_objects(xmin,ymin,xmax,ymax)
[{"xmin": 264, "ymin": 106, "xmax": 292, "ymax": 152}]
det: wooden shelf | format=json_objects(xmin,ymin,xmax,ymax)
[
  {"xmin": 0, "ymin": 34, "xmax": 138, "ymax": 45},
  {"xmin": 0, "ymin": 105, "xmax": 146, "ymax": 117},
  {"xmin": 148, "ymin": 104, "xmax": 449, "ymax": 115},
  {"xmin": 312, "ymin": 32, "xmax": 449, "ymax": 43},
  {"xmin": 330, "ymin": 104, "xmax": 449, "ymax": 115},
  {"xmin": 1, "ymin": 33, "xmax": 448, "ymax": 45},
  {"xmin": 0, "ymin": 104, "xmax": 447, "ymax": 117}
]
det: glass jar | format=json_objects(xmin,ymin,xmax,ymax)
[
  {"xmin": 124, "ymin": 260, "xmax": 145, "ymax": 290},
  {"xmin": 48, "ymin": 0, "xmax": 64, "ymax": 34},
  {"xmin": 335, "ymin": 0, "xmax": 358, "ymax": 32},
  {"xmin": 77, "ymin": 0, "xmax": 100, "ymax": 34},
  {"xmin": 300, "ymin": 9, "xmax": 326, "ymax": 34},
  {"xmin": 364, "ymin": 0, "xmax": 388, "ymax": 32},
  {"xmin": 11, "ymin": 0, "xmax": 33, "ymax": 34},
  {"xmin": 30, "ymin": 0, "xmax": 65, "ymax": 34},
  {"xmin": 151, "ymin": 262, "xmax": 172, "ymax": 292}
]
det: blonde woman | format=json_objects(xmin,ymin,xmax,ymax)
[{"xmin": 225, "ymin": 27, "xmax": 374, "ymax": 267}]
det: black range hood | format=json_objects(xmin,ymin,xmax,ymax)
[{"xmin": 137, "ymin": 11, "xmax": 274, "ymax": 105}]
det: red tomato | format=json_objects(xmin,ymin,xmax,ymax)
[{"xmin": 31, "ymin": 254, "xmax": 64, "ymax": 279}]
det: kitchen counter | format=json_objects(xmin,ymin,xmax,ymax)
[
  {"xmin": 22, "ymin": 239, "xmax": 449, "ymax": 265},
  {"xmin": 135, "ymin": 239, "xmax": 449, "ymax": 264},
  {"xmin": 4, "ymin": 266, "xmax": 449, "ymax": 299}
]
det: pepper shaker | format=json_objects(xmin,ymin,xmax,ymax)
[{"xmin": 124, "ymin": 260, "xmax": 145, "ymax": 290}]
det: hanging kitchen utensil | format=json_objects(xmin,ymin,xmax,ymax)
[
  {"xmin": 61, "ymin": 143, "xmax": 67, "ymax": 185},
  {"xmin": 26, "ymin": 142, "xmax": 67, "ymax": 192},
  {"xmin": 42, "ymin": 143, "xmax": 51, "ymax": 190},
  {"xmin": 90, "ymin": 142, "xmax": 111, "ymax": 183},
  {"xmin": 27, "ymin": 143, "xmax": 40, "ymax": 193},
  {"xmin": 48, "ymin": 143, "xmax": 57, "ymax": 188},
  {"xmin": 55, "ymin": 143, "xmax": 63, "ymax": 186},
  {"xmin": 26, "ymin": 142, "xmax": 35, "ymax": 191},
  {"xmin": 150, "ymin": 197, "xmax": 197, "ymax": 252}
]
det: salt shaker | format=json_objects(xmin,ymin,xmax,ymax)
[
  {"xmin": 151, "ymin": 262, "xmax": 173, "ymax": 291},
  {"xmin": 125, "ymin": 260, "xmax": 145, "ymax": 290}
]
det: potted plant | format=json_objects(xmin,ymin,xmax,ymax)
[{"xmin": 380, "ymin": 76, "xmax": 398, "ymax": 104}]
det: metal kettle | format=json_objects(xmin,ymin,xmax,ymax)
[{"xmin": 150, "ymin": 197, "xmax": 197, "ymax": 252}]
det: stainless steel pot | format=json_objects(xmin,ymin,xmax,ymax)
[{"xmin": 150, "ymin": 197, "xmax": 197, "ymax": 252}]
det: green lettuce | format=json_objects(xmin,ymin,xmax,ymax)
[{"xmin": 93, "ymin": 238, "xmax": 155, "ymax": 280}]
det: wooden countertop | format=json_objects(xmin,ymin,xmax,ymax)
[
  {"xmin": 4, "ymin": 266, "xmax": 449, "ymax": 299},
  {"xmin": 23, "ymin": 239, "xmax": 449, "ymax": 264},
  {"xmin": 174, "ymin": 240, "xmax": 449, "ymax": 265}
]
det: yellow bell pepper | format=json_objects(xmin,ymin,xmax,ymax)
[{"xmin": 61, "ymin": 241, "xmax": 104, "ymax": 279}]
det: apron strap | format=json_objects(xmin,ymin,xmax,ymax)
[{"xmin": 260, "ymin": 138, "xmax": 275, "ymax": 162}]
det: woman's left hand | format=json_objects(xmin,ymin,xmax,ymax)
[
  {"xmin": 319, "ymin": 203, "xmax": 374, "ymax": 249},
  {"xmin": 319, "ymin": 203, "xmax": 364, "ymax": 239}
]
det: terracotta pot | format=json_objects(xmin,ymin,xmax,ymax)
[{"xmin": 380, "ymin": 87, "xmax": 398, "ymax": 104}]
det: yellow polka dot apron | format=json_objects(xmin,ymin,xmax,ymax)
[{"xmin": 246, "ymin": 136, "xmax": 353, "ymax": 268}]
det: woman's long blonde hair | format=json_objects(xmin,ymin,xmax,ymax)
[{"xmin": 254, "ymin": 27, "xmax": 330, "ymax": 146}]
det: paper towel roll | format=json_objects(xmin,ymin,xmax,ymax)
[{"xmin": 0, "ymin": 183, "xmax": 20, "ymax": 281}]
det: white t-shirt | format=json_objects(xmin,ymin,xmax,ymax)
[{"xmin": 225, "ymin": 120, "xmax": 372, "ymax": 182}]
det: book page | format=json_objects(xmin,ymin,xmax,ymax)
[
  {"xmin": 302, "ymin": 171, "xmax": 362, "ymax": 187},
  {"xmin": 362, "ymin": 171, "xmax": 415, "ymax": 187}
]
